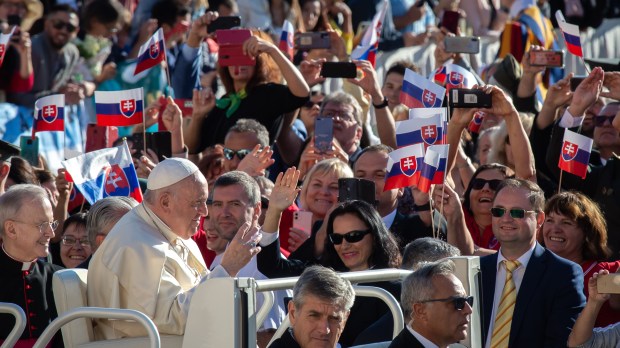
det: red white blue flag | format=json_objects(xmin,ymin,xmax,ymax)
[
  {"xmin": 558, "ymin": 129, "xmax": 592, "ymax": 179},
  {"xmin": 0, "ymin": 26, "xmax": 15, "ymax": 67},
  {"xmin": 400, "ymin": 68, "xmax": 445, "ymax": 108},
  {"xmin": 431, "ymin": 65, "xmax": 447, "ymax": 85},
  {"xmin": 384, "ymin": 143, "xmax": 425, "ymax": 191},
  {"xmin": 468, "ymin": 111, "xmax": 486, "ymax": 133},
  {"xmin": 445, "ymin": 63, "xmax": 476, "ymax": 91},
  {"xmin": 417, "ymin": 144, "xmax": 450, "ymax": 193},
  {"xmin": 95, "ymin": 88, "xmax": 144, "ymax": 126},
  {"xmin": 34, "ymin": 94, "xmax": 65, "ymax": 132},
  {"xmin": 134, "ymin": 28, "xmax": 166, "ymax": 75},
  {"xmin": 396, "ymin": 113, "xmax": 445, "ymax": 149},
  {"xmin": 279, "ymin": 20, "xmax": 295, "ymax": 61},
  {"xmin": 61, "ymin": 141, "xmax": 143, "ymax": 204},
  {"xmin": 351, "ymin": 0, "xmax": 388, "ymax": 67},
  {"xmin": 555, "ymin": 10, "xmax": 582, "ymax": 57}
]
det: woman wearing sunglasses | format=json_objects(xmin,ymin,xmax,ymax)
[
  {"xmin": 539, "ymin": 191, "xmax": 620, "ymax": 327},
  {"xmin": 259, "ymin": 168, "xmax": 402, "ymax": 346}
]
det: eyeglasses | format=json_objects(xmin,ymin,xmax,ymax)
[
  {"xmin": 490, "ymin": 207, "xmax": 536, "ymax": 219},
  {"xmin": 321, "ymin": 110, "xmax": 357, "ymax": 124},
  {"xmin": 223, "ymin": 148, "xmax": 251, "ymax": 161},
  {"xmin": 594, "ymin": 115, "xmax": 616, "ymax": 127},
  {"xmin": 62, "ymin": 236, "xmax": 91, "ymax": 248},
  {"xmin": 303, "ymin": 101, "xmax": 321, "ymax": 109},
  {"xmin": 329, "ymin": 229, "xmax": 371, "ymax": 245},
  {"xmin": 470, "ymin": 178, "xmax": 502, "ymax": 191},
  {"xmin": 419, "ymin": 296, "xmax": 474, "ymax": 310},
  {"xmin": 52, "ymin": 19, "xmax": 77, "ymax": 33},
  {"xmin": 10, "ymin": 219, "xmax": 59, "ymax": 234}
]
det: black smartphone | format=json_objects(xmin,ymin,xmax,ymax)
[
  {"xmin": 570, "ymin": 76, "xmax": 586, "ymax": 92},
  {"xmin": 295, "ymin": 32, "xmax": 331, "ymax": 50},
  {"xmin": 85, "ymin": 124, "xmax": 119, "ymax": 152},
  {"xmin": 314, "ymin": 117, "xmax": 333, "ymax": 154},
  {"xmin": 529, "ymin": 50, "xmax": 564, "ymax": 68},
  {"xmin": 131, "ymin": 131, "xmax": 172, "ymax": 162},
  {"xmin": 320, "ymin": 62, "xmax": 357, "ymax": 78},
  {"xmin": 207, "ymin": 16, "xmax": 241, "ymax": 33},
  {"xmin": 449, "ymin": 88, "xmax": 492, "ymax": 108},
  {"xmin": 338, "ymin": 178, "xmax": 376, "ymax": 206},
  {"xmin": 441, "ymin": 10, "xmax": 460, "ymax": 34},
  {"xmin": 444, "ymin": 36, "xmax": 481, "ymax": 54},
  {"xmin": 7, "ymin": 15, "xmax": 20, "ymax": 26},
  {"xmin": 19, "ymin": 136, "xmax": 39, "ymax": 166}
]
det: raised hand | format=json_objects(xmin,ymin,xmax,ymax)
[
  {"xmin": 220, "ymin": 222, "xmax": 262, "ymax": 276},
  {"xmin": 243, "ymin": 35, "xmax": 277, "ymax": 58},
  {"xmin": 187, "ymin": 11, "xmax": 219, "ymax": 47},
  {"xmin": 236, "ymin": 145, "xmax": 275, "ymax": 176},
  {"xmin": 161, "ymin": 97, "xmax": 182, "ymax": 133},
  {"xmin": 269, "ymin": 167, "xmax": 301, "ymax": 212},
  {"xmin": 477, "ymin": 84, "xmax": 518, "ymax": 117},
  {"xmin": 347, "ymin": 60, "xmax": 383, "ymax": 103},
  {"xmin": 602, "ymin": 71, "xmax": 620, "ymax": 101},
  {"xmin": 192, "ymin": 88, "xmax": 215, "ymax": 119},
  {"xmin": 300, "ymin": 58, "xmax": 326, "ymax": 87},
  {"xmin": 569, "ymin": 66, "xmax": 604, "ymax": 117},
  {"xmin": 588, "ymin": 270, "xmax": 612, "ymax": 304},
  {"xmin": 544, "ymin": 73, "xmax": 573, "ymax": 109}
]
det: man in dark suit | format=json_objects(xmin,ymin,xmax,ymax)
[
  {"xmin": 390, "ymin": 259, "xmax": 473, "ymax": 348},
  {"xmin": 480, "ymin": 179, "xmax": 585, "ymax": 348}
]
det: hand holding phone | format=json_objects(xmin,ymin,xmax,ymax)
[
  {"xmin": 216, "ymin": 29, "xmax": 255, "ymax": 67},
  {"xmin": 529, "ymin": 50, "xmax": 564, "ymax": 68},
  {"xmin": 449, "ymin": 88, "xmax": 492, "ymax": 108},
  {"xmin": 293, "ymin": 211, "xmax": 313, "ymax": 234},
  {"xmin": 295, "ymin": 32, "xmax": 331, "ymax": 50},
  {"xmin": 207, "ymin": 16, "xmax": 241, "ymax": 33},
  {"xmin": 320, "ymin": 62, "xmax": 357, "ymax": 78},
  {"xmin": 19, "ymin": 136, "xmax": 39, "ymax": 167},
  {"xmin": 440, "ymin": 10, "xmax": 460, "ymax": 34},
  {"xmin": 314, "ymin": 117, "xmax": 333, "ymax": 154},
  {"xmin": 444, "ymin": 36, "xmax": 480, "ymax": 54},
  {"xmin": 338, "ymin": 178, "xmax": 376, "ymax": 205}
]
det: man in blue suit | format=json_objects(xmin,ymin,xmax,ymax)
[{"xmin": 480, "ymin": 179, "xmax": 585, "ymax": 348}]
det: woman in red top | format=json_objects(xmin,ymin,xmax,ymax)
[{"xmin": 540, "ymin": 191, "xmax": 620, "ymax": 327}]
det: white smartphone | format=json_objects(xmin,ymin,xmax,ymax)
[{"xmin": 293, "ymin": 211, "xmax": 313, "ymax": 234}]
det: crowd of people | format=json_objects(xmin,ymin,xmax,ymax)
[{"xmin": 1, "ymin": 0, "xmax": 620, "ymax": 347}]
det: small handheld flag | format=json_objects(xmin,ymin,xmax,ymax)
[
  {"xmin": 445, "ymin": 64, "xmax": 477, "ymax": 91},
  {"xmin": 95, "ymin": 88, "xmax": 144, "ymax": 127},
  {"xmin": 134, "ymin": 28, "xmax": 166, "ymax": 75},
  {"xmin": 0, "ymin": 27, "xmax": 15, "ymax": 67},
  {"xmin": 555, "ymin": 11, "xmax": 583, "ymax": 58},
  {"xmin": 351, "ymin": 0, "xmax": 388, "ymax": 67},
  {"xmin": 396, "ymin": 114, "xmax": 445, "ymax": 148},
  {"xmin": 279, "ymin": 20, "xmax": 295, "ymax": 61},
  {"xmin": 400, "ymin": 69, "xmax": 446, "ymax": 108},
  {"xmin": 417, "ymin": 146, "xmax": 441, "ymax": 193},
  {"xmin": 34, "ymin": 94, "xmax": 65, "ymax": 132},
  {"xmin": 384, "ymin": 143, "xmax": 425, "ymax": 191},
  {"xmin": 558, "ymin": 129, "xmax": 592, "ymax": 179},
  {"xmin": 468, "ymin": 111, "xmax": 486, "ymax": 133}
]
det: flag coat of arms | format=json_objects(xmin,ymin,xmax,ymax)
[
  {"xmin": 396, "ymin": 114, "xmax": 445, "ymax": 148},
  {"xmin": 61, "ymin": 142, "xmax": 143, "ymax": 204},
  {"xmin": 95, "ymin": 88, "xmax": 144, "ymax": 126},
  {"xmin": 351, "ymin": 0, "xmax": 388, "ymax": 67},
  {"xmin": 445, "ymin": 64, "xmax": 476, "ymax": 91},
  {"xmin": 279, "ymin": 20, "xmax": 295, "ymax": 60},
  {"xmin": 385, "ymin": 143, "xmax": 425, "ymax": 191},
  {"xmin": 558, "ymin": 129, "xmax": 592, "ymax": 179},
  {"xmin": 0, "ymin": 26, "xmax": 15, "ymax": 67},
  {"xmin": 400, "ymin": 69, "xmax": 446, "ymax": 108},
  {"xmin": 34, "ymin": 94, "xmax": 65, "ymax": 132},
  {"xmin": 555, "ymin": 11, "xmax": 582, "ymax": 57},
  {"xmin": 134, "ymin": 28, "xmax": 166, "ymax": 75}
]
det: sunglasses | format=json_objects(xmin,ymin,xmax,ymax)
[
  {"xmin": 594, "ymin": 115, "xmax": 616, "ymax": 127},
  {"xmin": 490, "ymin": 207, "xmax": 536, "ymax": 219},
  {"xmin": 420, "ymin": 296, "xmax": 474, "ymax": 310},
  {"xmin": 302, "ymin": 100, "xmax": 321, "ymax": 109},
  {"xmin": 329, "ymin": 229, "xmax": 371, "ymax": 245},
  {"xmin": 223, "ymin": 148, "xmax": 251, "ymax": 160},
  {"xmin": 52, "ymin": 19, "xmax": 77, "ymax": 33},
  {"xmin": 470, "ymin": 178, "xmax": 502, "ymax": 191}
]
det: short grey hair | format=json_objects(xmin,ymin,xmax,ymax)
[
  {"xmin": 86, "ymin": 197, "xmax": 138, "ymax": 246},
  {"xmin": 0, "ymin": 184, "xmax": 49, "ymax": 236},
  {"xmin": 401, "ymin": 259, "xmax": 456, "ymax": 320},
  {"xmin": 293, "ymin": 266, "xmax": 355, "ymax": 312},
  {"xmin": 401, "ymin": 238, "xmax": 460, "ymax": 270},
  {"xmin": 227, "ymin": 118, "xmax": 270, "ymax": 147},
  {"xmin": 320, "ymin": 91, "xmax": 363, "ymax": 126},
  {"xmin": 213, "ymin": 171, "xmax": 261, "ymax": 205}
]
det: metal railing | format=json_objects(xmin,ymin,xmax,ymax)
[{"xmin": 0, "ymin": 303, "xmax": 26, "ymax": 348}]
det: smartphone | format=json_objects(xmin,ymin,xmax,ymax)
[
  {"xmin": 529, "ymin": 50, "xmax": 564, "ymax": 68},
  {"xmin": 7, "ymin": 15, "xmax": 20, "ymax": 26},
  {"xmin": 338, "ymin": 178, "xmax": 376, "ymax": 206},
  {"xmin": 131, "ymin": 131, "xmax": 172, "ymax": 161},
  {"xmin": 449, "ymin": 88, "xmax": 492, "ymax": 108},
  {"xmin": 293, "ymin": 210, "xmax": 313, "ymax": 234},
  {"xmin": 295, "ymin": 32, "xmax": 331, "ymax": 50},
  {"xmin": 597, "ymin": 273, "xmax": 620, "ymax": 294},
  {"xmin": 207, "ymin": 16, "xmax": 241, "ymax": 33},
  {"xmin": 314, "ymin": 117, "xmax": 333, "ymax": 154},
  {"xmin": 441, "ymin": 10, "xmax": 460, "ymax": 34},
  {"xmin": 444, "ymin": 36, "xmax": 481, "ymax": 54},
  {"xmin": 19, "ymin": 136, "xmax": 39, "ymax": 166},
  {"xmin": 320, "ymin": 62, "xmax": 357, "ymax": 78},
  {"xmin": 570, "ymin": 76, "xmax": 586, "ymax": 92},
  {"xmin": 217, "ymin": 29, "xmax": 255, "ymax": 67},
  {"xmin": 85, "ymin": 124, "xmax": 119, "ymax": 152}
]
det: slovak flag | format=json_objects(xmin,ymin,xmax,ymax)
[
  {"xmin": 279, "ymin": 20, "xmax": 295, "ymax": 61},
  {"xmin": 134, "ymin": 28, "xmax": 166, "ymax": 75},
  {"xmin": 61, "ymin": 141, "xmax": 143, "ymax": 204},
  {"xmin": 0, "ymin": 26, "xmax": 15, "ymax": 67},
  {"xmin": 445, "ymin": 64, "xmax": 476, "ymax": 91},
  {"xmin": 468, "ymin": 111, "xmax": 486, "ymax": 133},
  {"xmin": 396, "ymin": 113, "xmax": 445, "ymax": 149},
  {"xmin": 431, "ymin": 65, "xmax": 447, "ymax": 85},
  {"xmin": 400, "ymin": 68, "xmax": 446, "ymax": 109},
  {"xmin": 95, "ymin": 88, "xmax": 144, "ymax": 126},
  {"xmin": 351, "ymin": 0, "xmax": 388, "ymax": 67},
  {"xmin": 555, "ymin": 10, "xmax": 582, "ymax": 57},
  {"xmin": 558, "ymin": 129, "xmax": 592, "ymax": 179},
  {"xmin": 34, "ymin": 94, "xmax": 65, "ymax": 132},
  {"xmin": 64, "ymin": 171, "xmax": 86, "ymax": 212},
  {"xmin": 384, "ymin": 143, "xmax": 425, "ymax": 191},
  {"xmin": 417, "ymin": 145, "xmax": 449, "ymax": 193}
]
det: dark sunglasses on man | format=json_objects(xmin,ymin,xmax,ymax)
[
  {"xmin": 329, "ymin": 229, "xmax": 371, "ymax": 245},
  {"xmin": 223, "ymin": 148, "xmax": 251, "ymax": 161},
  {"xmin": 594, "ymin": 115, "xmax": 616, "ymax": 127},
  {"xmin": 470, "ymin": 178, "xmax": 502, "ymax": 191},
  {"xmin": 490, "ymin": 207, "xmax": 536, "ymax": 219},
  {"xmin": 52, "ymin": 19, "xmax": 77, "ymax": 33},
  {"xmin": 419, "ymin": 295, "xmax": 474, "ymax": 310}
]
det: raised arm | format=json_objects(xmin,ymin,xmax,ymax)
[{"xmin": 568, "ymin": 270, "xmax": 612, "ymax": 347}]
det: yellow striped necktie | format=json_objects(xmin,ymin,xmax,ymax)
[{"xmin": 490, "ymin": 260, "xmax": 521, "ymax": 348}]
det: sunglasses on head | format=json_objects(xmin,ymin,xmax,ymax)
[
  {"xmin": 490, "ymin": 207, "xmax": 536, "ymax": 219},
  {"xmin": 329, "ymin": 229, "xmax": 371, "ymax": 245},
  {"xmin": 420, "ymin": 296, "xmax": 474, "ymax": 310},
  {"xmin": 52, "ymin": 19, "xmax": 77, "ymax": 33},
  {"xmin": 471, "ymin": 178, "xmax": 502, "ymax": 191},
  {"xmin": 594, "ymin": 115, "xmax": 616, "ymax": 127},
  {"xmin": 223, "ymin": 148, "xmax": 251, "ymax": 160}
]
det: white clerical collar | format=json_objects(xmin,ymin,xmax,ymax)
[{"xmin": 2, "ymin": 243, "xmax": 35, "ymax": 271}]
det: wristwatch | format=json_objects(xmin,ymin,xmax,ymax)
[{"xmin": 372, "ymin": 96, "xmax": 389, "ymax": 109}]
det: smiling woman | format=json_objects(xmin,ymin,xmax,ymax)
[{"xmin": 58, "ymin": 213, "xmax": 91, "ymax": 268}]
